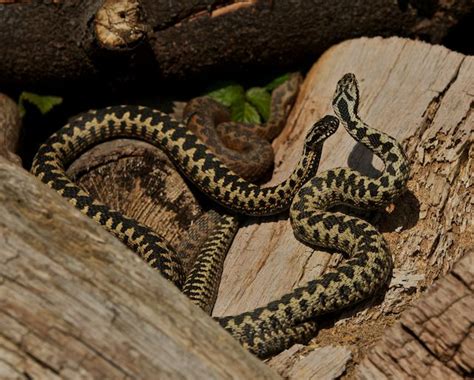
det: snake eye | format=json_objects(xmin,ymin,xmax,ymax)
[{"xmin": 305, "ymin": 115, "xmax": 339, "ymax": 149}]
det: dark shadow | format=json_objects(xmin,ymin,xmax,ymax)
[
  {"xmin": 347, "ymin": 142, "xmax": 382, "ymax": 178},
  {"xmin": 443, "ymin": 9, "xmax": 474, "ymax": 55},
  {"xmin": 310, "ymin": 277, "xmax": 392, "ymax": 332},
  {"xmin": 377, "ymin": 189, "xmax": 421, "ymax": 233}
]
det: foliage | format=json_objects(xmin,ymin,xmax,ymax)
[
  {"xmin": 206, "ymin": 73, "xmax": 292, "ymax": 123},
  {"xmin": 18, "ymin": 92, "xmax": 63, "ymax": 117}
]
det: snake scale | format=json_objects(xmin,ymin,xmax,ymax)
[{"xmin": 31, "ymin": 73, "xmax": 409, "ymax": 358}]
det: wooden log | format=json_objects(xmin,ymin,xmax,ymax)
[
  {"xmin": 212, "ymin": 37, "xmax": 472, "ymax": 377},
  {"xmin": 355, "ymin": 250, "xmax": 473, "ymax": 379},
  {"xmin": 0, "ymin": 93, "xmax": 22, "ymax": 166},
  {"xmin": 0, "ymin": 158, "xmax": 279, "ymax": 379},
  {"xmin": 66, "ymin": 139, "xmax": 206, "ymax": 265},
  {"xmin": 0, "ymin": 1, "xmax": 472, "ymax": 90}
]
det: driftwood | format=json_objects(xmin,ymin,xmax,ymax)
[
  {"xmin": 0, "ymin": 0, "xmax": 472, "ymax": 90},
  {"xmin": 211, "ymin": 37, "xmax": 473, "ymax": 377},
  {"xmin": 0, "ymin": 157, "xmax": 278, "ymax": 379}
]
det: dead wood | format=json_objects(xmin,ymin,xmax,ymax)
[
  {"xmin": 0, "ymin": 157, "xmax": 279, "ymax": 379},
  {"xmin": 0, "ymin": 36, "xmax": 471, "ymax": 378},
  {"xmin": 0, "ymin": 0, "xmax": 472, "ymax": 90},
  {"xmin": 211, "ymin": 37, "xmax": 472, "ymax": 378},
  {"xmin": 355, "ymin": 250, "xmax": 473, "ymax": 379},
  {"xmin": 66, "ymin": 139, "xmax": 205, "ymax": 255},
  {"xmin": 0, "ymin": 93, "xmax": 22, "ymax": 166}
]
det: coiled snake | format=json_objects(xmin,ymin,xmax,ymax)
[{"xmin": 31, "ymin": 73, "xmax": 409, "ymax": 358}]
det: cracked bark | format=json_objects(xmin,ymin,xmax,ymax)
[
  {"xmin": 0, "ymin": 158, "xmax": 278, "ymax": 379},
  {"xmin": 212, "ymin": 37, "xmax": 473, "ymax": 378},
  {"xmin": 356, "ymin": 251, "xmax": 473, "ymax": 379},
  {"xmin": 0, "ymin": 0, "xmax": 472, "ymax": 90}
]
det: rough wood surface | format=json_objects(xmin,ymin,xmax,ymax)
[
  {"xmin": 0, "ymin": 157, "xmax": 279, "ymax": 379},
  {"xmin": 0, "ymin": 93, "xmax": 22, "ymax": 166},
  {"xmin": 1, "ymin": 0, "xmax": 472, "ymax": 90},
  {"xmin": 212, "ymin": 37, "xmax": 472, "ymax": 377},
  {"xmin": 267, "ymin": 344, "xmax": 353, "ymax": 380},
  {"xmin": 355, "ymin": 250, "xmax": 473, "ymax": 379},
  {"xmin": 67, "ymin": 139, "xmax": 205, "ymax": 252}
]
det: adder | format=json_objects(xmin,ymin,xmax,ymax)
[{"xmin": 31, "ymin": 73, "xmax": 409, "ymax": 357}]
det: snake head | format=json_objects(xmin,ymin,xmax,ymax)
[
  {"xmin": 332, "ymin": 73, "xmax": 360, "ymax": 119},
  {"xmin": 304, "ymin": 115, "xmax": 339, "ymax": 150}
]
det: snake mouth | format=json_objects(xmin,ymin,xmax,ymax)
[{"xmin": 305, "ymin": 115, "xmax": 339, "ymax": 149}]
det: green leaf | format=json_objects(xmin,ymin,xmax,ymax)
[
  {"xmin": 231, "ymin": 101, "xmax": 261, "ymax": 124},
  {"xmin": 207, "ymin": 84, "xmax": 245, "ymax": 107},
  {"xmin": 246, "ymin": 87, "xmax": 271, "ymax": 121},
  {"xmin": 19, "ymin": 92, "xmax": 63, "ymax": 117},
  {"xmin": 264, "ymin": 73, "xmax": 291, "ymax": 91}
]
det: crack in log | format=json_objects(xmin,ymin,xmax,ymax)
[
  {"xmin": 405, "ymin": 56, "xmax": 465, "ymax": 160},
  {"xmin": 8, "ymin": 332, "xmax": 62, "ymax": 376},
  {"xmin": 0, "ymin": 357, "xmax": 27, "ymax": 378},
  {"xmin": 450, "ymin": 101, "xmax": 472, "ymax": 140},
  {"xmin": 1, "ymin": 273, "xmax": 55, "ymax": 306},
  {"xmin": 45, "ymin": 325, "xmax": 134, "ymax": 378},
  {"xmin": 426, "ymin": 233, "xmax": 441, "ymax": 260},
  {"xmin": 295, "ymin": 248, "xmax": 315, "ymax": 287},
  {"xmin": 422, "ymin": 57, "xmax": 464, "ymax": 142},
  {"xmin": 402, "ymin": 291, "xmax": 471, "ymax": 359},
  {"xmin": 400, "ymin": 323, "xmax": 444, "ymax": 367},
  {"xmin": 450, "ymin": 266, "xmax": 472, "ymax": 291}
]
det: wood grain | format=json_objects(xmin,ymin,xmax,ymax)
[
  {"xmin": 0, "ymin": 93, "xmax": 22, "ymax": 166},
  {"xmin": 356, "ymin": 250, "xmax": 473, "ymax": 379},
  {"xmin": 0, "ymin": 158, "xmax": 278, "ymax": 379}
]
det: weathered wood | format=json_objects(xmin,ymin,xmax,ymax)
[
  {"xmin": 355, "ymin": 250, "xmax": 473, "ymax": 379},
  {"xmin": 0, "ymin": 93, "xmax": 21, "ymax": 166},
  {"xmin": 212, "ymin": 37, "xmax": 472, "ymax": 376},
  {"xmin": 66, "ymin": 138, "xmax": 227, "ymax": 275},
  {"xmin": 0, "ymin": 157, "xmax": 279, "ymax": 379},
  {"xmin": 1, "ymin": 1, "xmax": 472, "ymax": 90},
  {"xmin": 267, "ymin": 345, "xmax": 352, "ymax": 380},
  {"xmin": 67, "ymin": 139, "xmax": 204, "ymax": 251}
]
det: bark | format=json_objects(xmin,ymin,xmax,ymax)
[
  {"xmin": 0, "ymin": 158, "xmax": 279, "ymax": 379},
  {"xmin": 0, "ymin": 93, "xmax": 22, "ymax": 166},
  {"xmin": 66, "ymin": 139, "xmax": 205, "ymax": 255},
  {"xmin": 0, "ymin": 0, "xmax": 472, "ymax": 90},
  {"xmin": 211, "ymin": 37, "xmax": 472, "ymax": 378},
  {"xmin": 355, "ymin": 251, "xmax": 473, "ymax": 379}
]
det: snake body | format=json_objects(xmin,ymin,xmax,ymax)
[
  {"xmin": 184, "ymin": 73, "xmax": 302, "ymax": 182},
  {"xmin": 31, "ymin": 73, "xmax": 409, "ymax": 358},
  {"xmin": 181, "ymin": 74, "xmax": 301, "ymax": 309},
  {"xmin": 217, "ymin": 74, "xmax": 410, "ymax": 356}
]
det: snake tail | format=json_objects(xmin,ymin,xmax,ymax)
[{"xmin": 183, "ymin": 214, "xmax": 239, "ymax": 313}]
